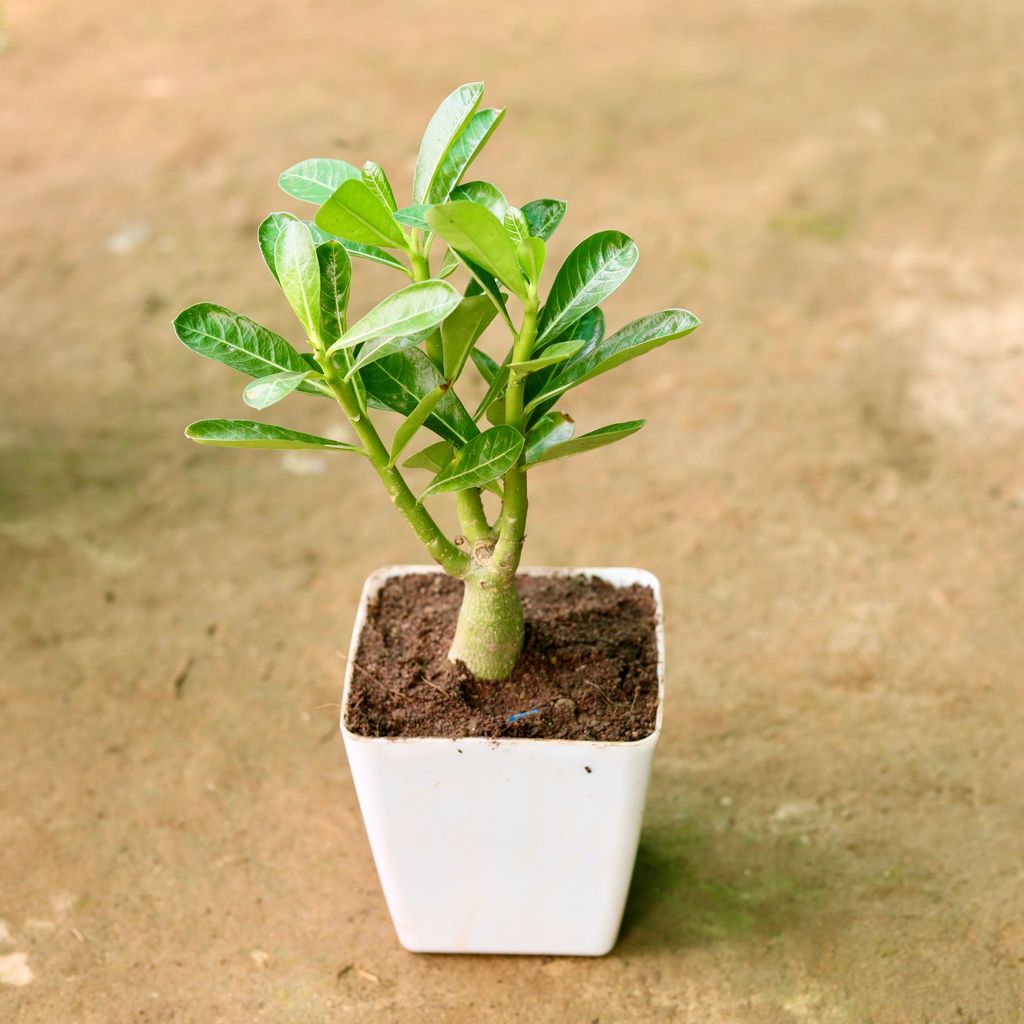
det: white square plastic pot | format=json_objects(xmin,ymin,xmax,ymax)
[{"xmin": 340, "ymin": 565, "xmax": 664, "ymax": 956}]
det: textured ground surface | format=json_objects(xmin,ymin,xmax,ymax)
[{"xmin": 2, "ymin": 1, "xmax": 1023, "ymax": 1020}]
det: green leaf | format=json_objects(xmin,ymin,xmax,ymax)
[
  {"xmin": 504, "ymin": 207, "xmax": 530, "ymax": 246},
  {"xmin": 345, "ymin": 331, "xmax": 428, "ymax": 377},
  {"xmin": 337, "ymin": 238, "xmax": 408, "ymax": 273},
  {"xmin": 510, "ymin": 337, "xmax": 583, "ymax": 375},
  {"xmin": 327, "ymin": 280, "xmax": 461, "ymax": 354},
  {"xmin": 450, "ymin": 180, "xmax": 508, "ymax": 219},
  {"xmin": 392, "ymin": 204, "xmax": 433, "ymax": 231},
  {"xmin": 459, "ymin": 254, "xmax": 513, "ymax": 328},
  {"xmin": 301, "ymin": 218, "xmax": 407, "ymax": 274},
  {"xmin": 316, "ymin": 241, "xmax": 352, "ymax": 348},
  {"xmin": 470, "ymin": 347, "xmax": 499, "ymax": 384},
  {"xmin": 420, "ymin": 425, "xmax": 523, "ymax": 498},
  {"xmin": 426, "ymin": 201, "xmax": 526, "ymax": 297},
  {"xmin": 438, "ymin": 248, "xmax": 461, "ymax": 279},
  {"xmin": 388, "ymin": 385, "xmax": 448, "ymax": 466},
  {"xmin": 361, "ymin": 161, "xmax": 397, "ymax": 212},
  {"xmin": 525, "ymin": 419, "xmax": 644, "ymax": 467},
  {"xmin": 441, "ymin": 294, "xmax": 498, "ymax": 380},
  {"xmin": 472, "ymin": 349, "xmax": 511, "ymax": 421},
  {"xmin": 413, "ymin": 81, "xmax": 484, "ymax": 205},
  {"xmin": 316, "ymin": 179, "xmax": 408, "ymax": 249},
  {"xmin": 278, "ymin": 158, "xmax": 361, "ymax": 204},
  {"xmin": 174, "ymin": 303, "xmax": 313, "ymax": 380},
  {"xmin": 274, "ymin": 219, "xmax": 321, "ymax": 341},
  {"xmin": 564, "ymin": 306, "xmax": 606, "ymax": 350},
  {"xmin": 403, "ymin": 439, "xmax": 455, "ymax": 473},
  {"xmin": 526, "ymin": 309, "xmax": 700, "ymax": 414},
  {"xmin": 428, "ymin": 107, "xmax": 505, "ymax": 204},
  {"xmin": 361, "ymin": 347, "xmax": 478, "ymax": 445},
  {"xmin": 185, "ymin": 418, "xmax": 364, "ymax": 453},
  {"xmin": 524, "ymin": 411, "xmax": 575, "ymax": 463},
  {"xmin": 258, "ymin": 212, "xmax": 300, "ymax": 282},
  {"xmin": 523, "ymin": 306, "xmax": 605, "ymax": 424},
  {"xmin": 536, "ymin": 231, "xmax": 639, "ymax": 346},
  {"xmin": 516, "ymin": 236, "xmax": 546, "ymax": 285},
  {"xmin": 521, "ymin": 198, "xmax": 567, "ymax": 241},
  {"xmin": 484, "ymin": 397, "xmax": 506, "ymax": 426},
  {"xmin": 242, "ymin": 370, "xmax": 315, "ymax": 410}
]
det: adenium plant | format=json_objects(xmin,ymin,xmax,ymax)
[{"xmin": 175, "ymin": 82, "xmax": 699, "ymax": 681}]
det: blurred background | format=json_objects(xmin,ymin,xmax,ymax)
[{"xmin": 2, "ymin": 1, "xmax": 1023, "ymax": 1021}]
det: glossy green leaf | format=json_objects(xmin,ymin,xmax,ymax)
[
  {"xmin": 485, "ymin": 398, "xmax": 506, "ymax": 426},
  {"xmin": 504, "ymin": 207, "xmax": 529, "ymax": 246},
  {"xmin": 510, "ymin": 337, "xmax": 583, "ymax": 375},
  {"xmin": 563, "ymin": 305, "xmax": 606, "ymax": 350},
  {"xmin": 438, "ymin": 248, "xmax": 461, "ymax": 279},
  {"xmin": 361, "ymin": 347, "xmax": 478, "ymax": 445},
  {"xmin": 450, "ymin": 180, "xmax": 508, "ymax": 219},
  {"xmin": 420, "ymin": 425, "xmax": 523, "ymax": 498},
  {"xmin": 174, "ymin": 303, "xmax": 311, "ymax": 379},
  {"xmin": 388, "ymin": 385, "xmax": 447, "ymax": 466},
  {"xmin": 274, "ymin": 219, "xmax": 320, "ymax": 341},
  {"xmin": 403, "ymin": 439, "xmax": 455, "ymax": 473},
  {"xmin": 516, "ymin": 237, "xmax": 545, "ymax": 285},
  {"xmin": 441, "ymin": 294, "xmax": 498, "ymax": 380},
  {"xmin": 278, "ymin": 158, "xmax": 360, "ymax": 204},
  {"xmin": 523, "ymin": 306, "xmax": 605, "ymax": 424},
  {"xmin": 413, "ymin": 81, "xmax": 484, "ymax": 205},
  {"xmin": 185, "ymin": 418, "xmax": 363, "ymax": 453},
  {"xmin": 361, "ymin": 161, "xmax": 397, "ymax": 213},
  {"xmin": 427, "ymin": 201, "xmax": 526, "ymax": 297},
  {"xmin": 316, "ymin": 241, "xmax": 352, "ymax": 347},
  {"xmin": 458, "ymin": 253, "xmax": 513, "ymax": 328},
  {"xmin": 316, "ymin": 179, "xmax": 408, "ymax": 249},
  {"xmin": 470, "ymin": 347, "xmax": 499, "ymax": 384},
  {"xmin": 526, "ymin": 309, "xmax": 700, "ymax": 414},
  {"xmin": 301, "ymin": 218, "xmax": 408, "ymax": 274},
  {"xmin": 327, "ymin": 280, "xmax": 461, "ymax": 354},
  {"xmin": 521, "ymin": 198, "xmax": 567, "ymax": 241},
  {"xmin": 473, "ymin": 349, "xmax": 511, "ymax": 421},
  {"xmin": 258, "ymin": 211, "xmax": 300, "ymax": 282},
  {"xmin": 524, "ymin": 411, "xmax": 575, "ymax": 463},
  {"xmin": 345, "ymin": 331, "xmax": 428, "ymax": 377},
  {"xmin": 535, "ymin": 231, "xmax": 639, "ymax": 346},
  {"xmin": 428, "ymin": 107, "xmax": 505, "ymax": 204},
  {"xmin": 392, "ymin": 204, "xmax": 433, "ymax": 231},
  {"xmin": 242, "ymin": 370, "xmax": 315, "ymax": 410},
  {"xmin": 525, "ymin": 419, "xmax": 645, "ymax": 467}
]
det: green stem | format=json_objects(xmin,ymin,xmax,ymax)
[
  {"xmin": 446, "ymin": 292, "xmax": 538, "ymax": 680},
  {"xmin": 490, "ymin": 295, "xmax": 537, "ymax": 578},
  {"xmin": 317, "ymin": 346, "xmax": 469, "ymax": 578},
  {"xmin": 455, "ymin": 489, "xmax": 494, "ymax": 542}
]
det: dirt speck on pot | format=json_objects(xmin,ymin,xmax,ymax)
[{"xmin": 345, "ymin": 573, "xmax": 659, "ymax": 741}]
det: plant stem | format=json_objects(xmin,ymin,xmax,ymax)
[
  {"xmin": 447, "ymin": 573, "xmax": 524, "ymax": 681},
  {"xmin": 316, "ymin": 346, "xmax": 469, "ymax": 578},
  {"xmin": 446, "ymin": 292, "xmax": 538, "ymax": 680},
  {"xmin": 455, "ymin": 489, "xmax": 495, "ymax": 542},
  {"xmin": 490, "ymin": 296, "xmax": 537, "ymax": 577}
]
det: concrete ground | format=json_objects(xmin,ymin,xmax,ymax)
[{"xmin": 2, "ymin": 0, "xmax": 1023, "ymax": 1020}]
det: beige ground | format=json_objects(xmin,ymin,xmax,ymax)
[{"xmin": 2, "ymin": 0, "xmax": 1023, "ymax": 1020}]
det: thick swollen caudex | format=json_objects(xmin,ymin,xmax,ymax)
[{"xmin": 447, "ymin": 575, "xmax": 525, "ymax": 681}]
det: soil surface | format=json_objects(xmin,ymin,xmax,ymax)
[
  {"xmin": 346, "ymin": 573, "xmax": 659, "ymax": 740},
  {"xmin": 3, "ymin": 1, "xmax": 1024, "ymax": 1022}
]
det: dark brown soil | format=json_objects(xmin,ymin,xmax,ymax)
[{"xmin": 344, "ymin": 573, "xmax": 660, "ymax": 741}]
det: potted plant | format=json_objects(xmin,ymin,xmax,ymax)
[{"xmin": 174, "ymin": 81, "xmax": 699, "ymax": 956}]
